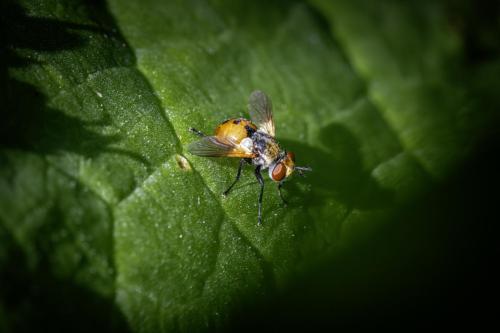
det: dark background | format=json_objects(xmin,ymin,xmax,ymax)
[{"xmin": 231, "ymin": 135, "xmax": 500, "ymax": 331}]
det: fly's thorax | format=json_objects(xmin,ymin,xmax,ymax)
[{"xmin": 251, "ymin": 131, "xmax": 280, "ymax": 169}]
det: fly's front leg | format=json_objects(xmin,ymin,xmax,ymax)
[
  {"xmin": 222, "ymin": 159, "xmax": 246, "ymax": 197},
  {"xmin": 254, "ymin": 166, "xmax": 264, "ymax": 225},
  {"xmin": 278, "ymin": 181, "xmax": 288, "ymax": 206},
  {"xmin": 189, "ymin": 127, "xmax": 206, "ymax": 137}
]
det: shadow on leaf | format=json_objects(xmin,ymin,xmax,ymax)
[
  {"xmin": 0, "ymin": 222, "xmax": 131, "ymax": 333},
  {"xmin": 0, "ymin": 1, "xmax": 150, "ymax": 168},
  {"xmin": 282, "ymin": 122, "xmax": 394, "ymax": 211}
]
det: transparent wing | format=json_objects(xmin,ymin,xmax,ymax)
[
  {"xmin": 188, "ymin": 136, "xmax": 254, "ymax": 158},
  {"xmin": 248, "ymin": 90, "xmax": 275, "ymax": 137}
]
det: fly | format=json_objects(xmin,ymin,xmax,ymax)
[{"xmin": 188, "ymin": 90, "xmax": 311, "ymax": 225}]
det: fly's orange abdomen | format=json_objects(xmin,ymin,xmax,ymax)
[{"xmin": 215, "ymin": 118, "xmax": 257, "ymax": 143}]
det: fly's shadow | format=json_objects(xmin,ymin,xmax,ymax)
[{"xmin": 281, "ymin": 122, "xmax": 394, "ymax": 211}]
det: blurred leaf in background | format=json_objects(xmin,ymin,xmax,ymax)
[{"xmin": 1, "ymin": 0, "xmax": 499, "ymax": 332}]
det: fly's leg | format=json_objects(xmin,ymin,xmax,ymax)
[
  {"xmin": 222, "ymin": 159, "xmax": 246, "ymax": 198},
  {"xmin": 254, "ymin": 166, "xmax": 264, "ymax": 225},
  {"xmin": 189, "ymin": 127, "xmax": 206, "ymax": 137},
  {"xmin": 278, "ymin": 181, "xmax": 288, "ymax": 206}
]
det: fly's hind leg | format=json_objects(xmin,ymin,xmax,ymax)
[
  {"xmin": 254, "ymin": 166, "xmax": 264, "ymax": 225},
  {"xmin": 222, "ymin": 159, "xmax": 246, "ymax": 198},
  {"xmin": 278, "ymin": 181, "xmax": 288, "ymax": 206},
  {"xmin": 189, "ymin": 127, "xmax": 206, "ymax": 137}
]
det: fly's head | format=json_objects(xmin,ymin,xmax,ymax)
[{"xmin": 269, "ymin": 151, "xmax": 311, "ymax": 182}]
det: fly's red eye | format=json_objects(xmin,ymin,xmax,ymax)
[
  {"xmin": 272, "ymin": 162, "xmax": 286, "ymax": 181},
  {"xmin": 287, "ymin": 151, "xmax": 295, "ymax": 162}
]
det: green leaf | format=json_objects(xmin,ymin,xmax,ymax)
[{"xmin": 1, "ymin": 0, "xmax": 497, "ymax": 332}]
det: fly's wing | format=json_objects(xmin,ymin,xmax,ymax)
[
  {"xmin": 248, "ymin": 90, "xmax": 275, "ymax": 137},
  {"xmin": 188, "ymin": 136, "xmax": 255, "ymax": 158}
]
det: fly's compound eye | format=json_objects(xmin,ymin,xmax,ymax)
[
  {"xmin": 287, "ymin": 151, "xmax": 295, "ymax": 162},
  {"xmin": 271, "ymin": 162, "xmax": 287, "ymax": 181}
]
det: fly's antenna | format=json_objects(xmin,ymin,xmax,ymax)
[{"xmin": 295, "ymin": 166, "xmax": 312, "ymax": 177}]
